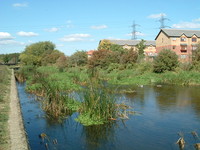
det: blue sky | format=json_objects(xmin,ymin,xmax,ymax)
[{"xmin": 1, "ymin": 0, "xmax": 200, "ymax": 55}]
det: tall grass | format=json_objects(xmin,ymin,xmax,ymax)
[
  {"xmin": 0, "ymin": 66, "xmax": 11, "ymax": 149},
  {"xmin": 76, "ymin": 82, "xmax": 117, "ymax": 126},
  {"xmin": 160, "ymin": 71, "xmax": 200, "ymax": 85},
  {"xmin": 15, "ymin": 65, "xmax": 36, "ymax": 82},
  {"xmin": 31, "ymin": 71, "xmax": 76, "ymax": 120}
]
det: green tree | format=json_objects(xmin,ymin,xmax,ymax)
[
  {"xmin": 68, "ymin": 50, "xmax": 88, "ymax": 67},
  {"xmin": 20, "ymin": 41, "xmax": 55, "ymax": 66},
  {"xmin": 3, "ymin": 54, "xmax": 10, "ymax": 64},
  {"xmin": 110, "ymin": 44, "xmax": 124, "ymax": 52},
  {"xmin": 153, "ymin": 49, "xmax": 178, "ymax": 73},
  {"xmin": 192, "ymin": 43, "xmax": 200, "ymax": 62},
  {"xmin": 136, "ymin": 39, "xmax": 146, "ymax": 56},
  {"xmin": 192, "ymin": 43, "xmax": 200, "ymax": 70}
]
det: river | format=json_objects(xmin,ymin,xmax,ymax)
[{"xmin": 17, "ymin": 83, "xmax": 200, "ymax": 150}]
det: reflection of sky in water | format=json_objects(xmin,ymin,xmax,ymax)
[{"xmin": 17, "ymin": 83, "xmax": 200, "ymax": 150}]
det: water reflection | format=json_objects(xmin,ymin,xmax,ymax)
[
  {"xmin": 83, "ymin": 123, "xmax": 117, "ymax": 150},
  {"xmin": 154, "ymin": 85, "xmax": 200, "ymax": 118}
]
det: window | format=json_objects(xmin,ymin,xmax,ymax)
[
  {"xmin": 180, "ymin": 55, "xmax": 187, "ymax": 59},
  {"xmin": 181, "ymin": 45, "xmax": 187, "ymax": 50},
  {"xmin": 180, "ymin": 37, "xmax": 186, "ymax": 42},
  {"xmin": 172, "ymin": 46, "xmax": 176, "ymax": 49},
  {"xmin": 180, "ymin": 45, "xmax": 187, "ymax": 52},
  {"xmin": 192, "ymin": 45, "xmax": 197, "ymax": 50},
  {"xmin": 172, "ymin": 38, "xmax": 176, "ymax": 41},
  {"xmin": 192, "ymin": 37, "xmax": 197, "ymax": 42}
]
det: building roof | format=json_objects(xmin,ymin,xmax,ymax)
[
  {"xmin": 86, "ymin": 50, "xmax": 95, "ymax": 55},
  {"xmin": 107, "ymin": 39, "xmax": 155, "ymax": 46},
  {"xmin": 155, "ymin": 29, "xmax": 200, "ymax": 40}
]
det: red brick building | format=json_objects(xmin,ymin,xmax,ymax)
[{"xmin": 155, "ymin": 29, "xmax": 200, "ymax": 62}]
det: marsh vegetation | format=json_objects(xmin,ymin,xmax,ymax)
[{"xmin": 14, "ymin": 41, "xmax": 200, "ymax": 125}]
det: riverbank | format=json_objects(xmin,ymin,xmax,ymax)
[
  {"xmin": 0, "ymin": 66, "xmax": 11, "ymax": 150},
  {"xmin": 8, "ymin": 69, "xmax": 29, "ymax": 150}
]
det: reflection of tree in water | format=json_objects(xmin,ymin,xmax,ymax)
[
  {"xmin": 131, "ymin": 88, "xmax": 145, "ymax": 107},
  {"xmin": 187, "ymin": 87, "xmax": 200, "ymax": 117},
  {"xmin": 154, "ymin": 85, "xmax": 200, "ymax": 117},
  {"xmin": 83, "ymin": 122, "xmax": 117, "ymax": 150},
  {"xmin": 154, "ymin": 86, "xmax": 178, "ymax": 110}
]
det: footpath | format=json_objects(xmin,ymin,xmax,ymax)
[{"xmin": 8, "ymin": 69, "xmax": 29, "ymax": 150}]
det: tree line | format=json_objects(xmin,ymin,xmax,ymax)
[{"xmin": 3, "ymin": 39, "xmax": 200, "ymax": 73}]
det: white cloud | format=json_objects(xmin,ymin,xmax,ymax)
[
  {"xmin": 17, "ymin": 31, "xmax": 39, "ymax": 37},
  {"xmin": 45, "ymin": 27, "xmax": 59, "ymax": 32},
  {"xmin": 107, "ymin": 37, "xmax": 124, "ymax": 40},
  {"xmin": 66, "ymin": 20, "xmax": 74, "ymax": 28},
  {"xmin": 126, "ymin": 32, "xmax": 145, "ymax": 37},
  {"xmin": 66, "ymin": 20, "xmax": 72, "ymax": 24},
  {"xmin": 148, "ymin": 13, "xmax": 166, "ymax": 19},
  {"xmin": 56, "ymin": 44, "xmax": 64, "ymax": 47},
  {"xmin": 0, "ymin": 32, "xmax": 14, "ymax": 40},
  {"xmin": 91, "ymin": 25, "xmax": 108, "ymax": 30},
  {"xmin": 13, "ymin": 3, "xmax": 28, "ymax": 7},
  {"xmin": 0, "ymin": 40, "xmax": 24, "ymax": 45},
  {"xmin": 60, "ymin": 34, "xmax": 91, "ymax": 42},
  {"xmin": 193, "ymin": 18, "xmax": 200, "ymax": 22},
  {"xmin": 172, "ymin": 22, "xmax": 200, "ymax": 28}
]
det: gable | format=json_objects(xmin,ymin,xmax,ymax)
[{"xmin": 155, "ymin": 30, "xmax": 169, "ymax": 40}]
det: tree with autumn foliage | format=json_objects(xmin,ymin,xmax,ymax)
[
  {"xmin": 88, "ymin": 49, "xmax": 111, "ymax": 68},
  {"xmin": 98, "ymin": 39, "xmax": 112, "ymax": 50}
]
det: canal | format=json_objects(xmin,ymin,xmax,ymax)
[{"xmin": 17, "ymin": 83, "xmax": 200, "ymax": 150}]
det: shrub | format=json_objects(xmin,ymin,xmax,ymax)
[{"xmin": 153, "ymin": 49, "xmax": 178, "ymax": 73}]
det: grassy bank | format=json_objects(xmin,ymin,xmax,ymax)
[
  {"xmin": 0, "ymin": 66, "xmax": 11, "ymax": 150},
  {"xmin": 102, "ymin": 69, "xmax": 200, "ymax": 86}
]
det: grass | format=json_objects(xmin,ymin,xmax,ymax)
[
  {"xmin": 0, "ymin": 65, "xmax": 11, "ymax": 150},
  {"xmin": 98, "ymin": 65, "xmax": 200, "ymax": 86}
]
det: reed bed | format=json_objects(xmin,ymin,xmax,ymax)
[
  {"xmin": 76, "ymin": 83, "xmax": 117, "ymax": 126},
  {"xmin": 31, "ymin": 72, "xmax": 75, "ymax": 120}
]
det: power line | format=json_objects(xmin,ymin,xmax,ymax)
[
  {"xmin": 158, "ymin": 14, "xmax": 170, "ymax": 29},
  {"xmin": 131, "ymin": 20, "xmax": 140, "ymax": 40}
]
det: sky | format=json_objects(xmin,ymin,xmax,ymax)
[{"xmin": 1, "ymin": 0, "xmax": 200, "ymax": 56}]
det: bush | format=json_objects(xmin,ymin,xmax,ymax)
[{"xmin": 153, "ymin": 49, "xmax": 178, "ymax": 73}]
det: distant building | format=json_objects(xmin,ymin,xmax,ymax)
[
  {"xmin": 104, "ymin": 39, "xmax": 156, "ymax": 57},
  {"xmin": 86, "ymin": 50, "xmax": 95, "ymax": 58},
  {"xmin": 155, "ymin": 29, "xmax": 200, "ymax": 62}
]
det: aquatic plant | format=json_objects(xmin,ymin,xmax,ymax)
[
  {"xmin": 32, "ymin": 71, "xmax": 75, "ymax": 120},
  {"xmin": 76, "ymin": 82, "xmax": 118, "ymax": 126}
]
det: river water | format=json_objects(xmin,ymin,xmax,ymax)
[{"xmin": 17, "ymin": 83, "xmax": 200, "ymax": 150}]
